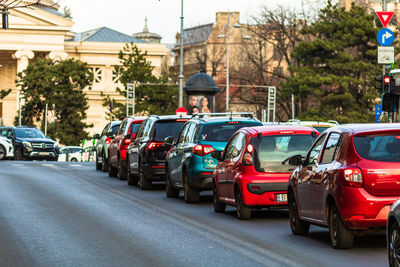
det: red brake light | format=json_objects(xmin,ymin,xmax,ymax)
[
  {"xmin": 105, "ymin": 137, "xmax": 112, "ymax": 144},
  {"xmin": 147, "ymin": 142, "xmax": 163, "ymax": 150},
  {"xmin": 247, "ymin": 144, "xmax": 253, "ymax": 153},
  {"xmin": 123, "ymin": 138, "xmax": 131, "ymax": 145},
  {"xmin": 227, "ymin": 121, "xmax": 240, "ymax": 124},
  {"xmin": 342, "ymin": 167, "xmax": 363, "ymax": 187},
  {"xmin": 193, "ymin": 144, "xmax": 215, "ymax": 156},
  {"xmin": 395, "ymin": 136, "xmax": 400, "ymax": 139}
]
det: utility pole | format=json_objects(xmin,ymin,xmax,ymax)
[{"xmin": 178, "ymin": 0, "xmax": 184, "ymax": 107}]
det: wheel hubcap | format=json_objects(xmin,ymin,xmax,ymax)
[
  {"xmin": 390, "ymin": 229, "xmax": 400, "ymax": 265},
  {"xmin": 332, "ymin": 212, "xmax": 338, "ymax": 239}
]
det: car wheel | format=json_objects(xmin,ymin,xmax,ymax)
[
  {"xmin": 288, "ymin": 192, "xmax": 310, "ymax": 235},
  {"xmin": 101, "ymin": 151, "xmax": 109, "ymax": 172},
  {"xmin": 235, "ymin": 189, "xmax": 251, "ymax": 220},
  {"xmin": 14, "ymin": 147, "xmax": 23, "ymax": 161},
  {"xmin": 0, "ymin": 145, "xmax": 6, "ymax": 160},
  {"xmin": 213, "ymin": 181, "xmax": 226, "ymax": 213},
  {"xmin": 71, "ymin": 158, "xmax": 78, "ymax": 162},
  {"xmin": 183, "ymin": 171, "xmax": 199, "ymax": 203},
  {"xmin": 329, "ymin": 203, "xmax": 354, "ymax": 249},
  {"xmin": 389, "ymin": 222, "xmax": 400, "ymax": 267},
  {"xmin": 127, "ymin": 159, "xmax": 138, "ymax": 186},
  {"xmin": 108, "ymin": 157, "xmax": 118, "ymax": 177},
  {"xmin": 118, "ymin": 156, "xmax": 127, "ymax": 180},
  {"xmin": 165, "ymin": 167, "xmax": 179, "ymax": 198},
  {"xmin": 139, "ymin": 163, "xmax": 152, "ymax": 190},
  {"xmin": 95, "ymin": 154, "xmax": 102, "ymax": 170}
]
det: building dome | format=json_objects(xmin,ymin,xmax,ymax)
[
  {"xmin": 132, "ymin": 17, "xmax": 162, "ymax": 43},
  {"xmin": 184, "ymin": 70, "xmax": 221, "ymax": 94}
]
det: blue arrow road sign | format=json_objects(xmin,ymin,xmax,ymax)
[
  {"xmin": 377, "ymin": 28, "xmax": 395, "ymax": 46},
  {"xmin": 375, "ymin": 104, "xmax": 382, "ymax": 122}
]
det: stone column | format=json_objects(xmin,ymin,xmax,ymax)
[
  {"xmin": 12, "ymin": 50, "xmax": 34, "ymax": 125},
  {"xmin": 48, "ymin": 51, "xmax": 68, "ymax": 62}
]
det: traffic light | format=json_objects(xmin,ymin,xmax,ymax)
[
  {"xmin": 375, "ymin": 74, "xmax": 395, "ymax": 93},
  {"xmin": 382, "ymin": 93, "xmax": 399, "ymax": 112},
  {"xmin": 375, "ymin": 75, "xmax": 384, "ymax": 90}
]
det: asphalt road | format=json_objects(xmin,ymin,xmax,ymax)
[{"xmin": 0, "ymin": 161, "xmax": 387, "ymax": 267}]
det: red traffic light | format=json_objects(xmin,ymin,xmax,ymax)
[{"xmin": 384, "ymin": 76, "xmax": 391, "ymax": 84}]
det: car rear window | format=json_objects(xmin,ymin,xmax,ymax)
[
  {"xmin": 130, "ymin": 122, "xmax": 142, "ymax": 134},
  {"xmin": 110, "ymin": 124, "xmax": 120, "ymax": 135},
  {"xmin": 200, "ymin": 121, "xmax": 261, "ymax": 142},
  {"xmin": 354, "ymin": 134, "xmax": 400, "ymax": 162},
  {"xmin": 153, "ymin": 120, "xmax": 187, "ymax": 141},
  {"xmin": 254, "ymin": 134, "xmax": 316, "ymax": 173}
]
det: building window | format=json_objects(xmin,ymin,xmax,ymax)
[
  {"xmin": 273, "ymin": 67, "xmax": 283, "ymax": 74},
  {"xmin": 272, "ymin": 46, "xmax": 281, "ymax": 60},
  {"xmin": 90, "ymin": 67, "xmax": 102, "ymax": 83}
]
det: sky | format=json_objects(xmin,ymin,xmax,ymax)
[{"xmin": 59, "ymin": 0, "xmax": 316, "ymax": 44}]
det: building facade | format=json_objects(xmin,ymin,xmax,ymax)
[{"xmin": 0, "ymin": 1, "xmax": 170, "ymax": 136}]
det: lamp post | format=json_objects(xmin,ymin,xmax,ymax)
[
  {"xmin": 218, "ymin": 12, "xmax": 251, "ymax": 112},
  {"xmin": 178, "ymin": 0, "xmax": 184, "ymax": 107}
]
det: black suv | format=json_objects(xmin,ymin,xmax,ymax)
[
  {"xmin": 126, "ymin": 115, "xmax": 189, "ymax": 189},
  {"xmin": 0, "ymin": 126, "xmax": 59, "ymax": 161}
]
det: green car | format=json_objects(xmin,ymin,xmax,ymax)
[{"xmin": 165, "ymin": 113, "xmax": 262, "ymax": 203}]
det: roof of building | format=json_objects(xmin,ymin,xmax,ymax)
[
  {"xmin": 38, "ymin": 6, "xmax": 64, "ymax": 17},
  {"xmin": 132, "ymin": 17, "xmax": 162, "ymax": 42},
  {"xmin": 67, "ymin": 27, "xmax": 147, "ymax": 43},
  {"xmin": 176, "ymin": 23, "xmax": 213, "ymax": 46}
]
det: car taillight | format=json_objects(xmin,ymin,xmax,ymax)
[
  {"xmin": 193, "ymin": 144, "xmax": 215, "ymax": 156},
  {"xmin": 342, "ymin": 167, "xmax": 363, "ymax": 187},
  {"xmin": 123, "ymin": 138, "xmax": 131, "ymax": 145},
  {"xmin": 105, "ymin": 137, "xmax": 112, "ymax": 144},
  {"xmin": 147, "ymin": 142, "xmax": 164, "ymax": 150}
]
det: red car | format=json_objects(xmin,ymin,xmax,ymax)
[
  {"xmin": 212, "ymin": 125, "xmax": 318, "ymax": 220},
  {"xmin": 288, "ymin": 123, "xmax": 400, "ymax": 249},
  {"xmin": 108, "ymin": 117, "xmax": 145, "ymax": 180}
]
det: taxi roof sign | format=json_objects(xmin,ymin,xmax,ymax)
[{"xmin": 376, "ymin": 11, "xmax": 394, "ymax": 28}]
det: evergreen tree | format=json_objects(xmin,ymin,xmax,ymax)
[
  {"xmin": 16, "ymin": 58, "xmax": 92, "ymax": 145},
  {"xmin": 281, "ymin": 1, "xmax": 380, "ymax": 123},
  {"xmin": 102, "ymin": 43, "xmax": 178, "ymax": 119}
]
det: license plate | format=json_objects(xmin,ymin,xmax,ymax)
[
  {"xmin": 39, "ymin": 152, "xmax": 50, "ymax": 156},
  {"xmin": 277, "ymin": 193, "xmax": 287, "ymax": 203}
]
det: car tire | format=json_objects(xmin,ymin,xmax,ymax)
[
  {"xmin": 14, "ymin": 147, "xmax": 23, "ymax": 161},
  {"xmin": 127, "ymin": 159, "xmax": 139, "ymax": 186},
  {"xmin": 165, "ymin": 167, "xmax": 179, "ymax": 198},
  {"xmin": 95, "ymin": 154, "xmax": 102, "ymax": 170},
  {"xmin": 288, "ymin": 192, "xmax": 310, "ymax": 235},
  {"xmin": 235, "ymin": 189, "xmax": 251, "ymax": 220},
  {"xmin": 329, "ymin": 203, "xmax": 354, "ymax": 249},
  {"xmin": 139, "ymin": 163, "xmax": 152, "ymax": 190},
  {"xmin": 183, "ymin": 171, "xmax": 199, "ymax": 203},
  {"xmin": 0, "ymin": 145, "xmax": 6, "ymax": 160},
  {"xmin": 108, "ymin": 157, "xmax": 118, "ymax": 177},
  {"xmin": 101, "ymin": 151, "xmax": 109, "ymax": 172},
  {"xmin": 118, "ymin": 156, "xmax": 127, "ymax": 180},
  {"xmin": 213, "ymin": 181, "xmax": 226, "ymax": 213},
  {"xmin": 389, "ymin": 221, "xmax": 400, "ymax": 267}
]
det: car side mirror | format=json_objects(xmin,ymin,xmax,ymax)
[
  {"xmin": 93, "ymin": 133, "xmax": 100, "ymax": 139},
  {"xmin": 288, "ymin": 154, "xmax": 304, "ymax": 166},
  {"xmin": 211, "ymin": 150, "xmax": 223, "ymax": 161},
  {"xmin": 106, "ymin": 132, "xmax": 114, "ymax": 138},
  {"xmin": 164, "ymin": 136, "xmax": 175, "ymax": 146},
  {"xmin": 124, "ymin": 133, "xmax": 132, "ymax": 140}
]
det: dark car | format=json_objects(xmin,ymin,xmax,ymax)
[
  {"xmin": 126, "ymin": 115, "xmax": 189, "ymax": 189},
  {"xmin": 165, "ymin": 113, "xmax": 262, "ymax": 203},
  {"xmin": 0, "ymin": 126, "xmax": 59, "ymax": 161},
  {"xmin": 108, "ymin": 117, "xmax": 145, "ymax": 180},
  {"xmin": 387, "ymin": 198, "xmax": 400, "ymax": 267},
  {"xmin": 93, "ymin": 120, "xmax": 121, "ymax": 172},
  {"xmin": 288, "ymin": 123, "xmax": 400, "ymax": 249}
]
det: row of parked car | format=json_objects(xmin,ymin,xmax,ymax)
[{"xmin": 94, "ymin": 113, "xmax": 400, "ymax": 263}]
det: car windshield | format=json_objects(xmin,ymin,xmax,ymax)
[
  {"xmin": 354, "ymin": 133, "xmax": 400, "ymax": 162},
  {"xmin": 200, "ymin": 122, "xmax": 260, "ymax": 142},
  {"xmin": 153, "ymin": 120, "xmax": 187, "ymax": 141},
  {"xmin": 15, "ymin": 128, "xmax": 46, "ymax": 139},
  {"xmin": 254, "ymin": 134, "xmax": 315, "ymax": 173}
]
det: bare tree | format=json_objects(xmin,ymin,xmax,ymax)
[{"xmin": 230, "ymin": 3, "xmax": 320, "ymax": 120}]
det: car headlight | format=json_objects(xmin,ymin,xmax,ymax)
[
  {"xmin": 23, "ymin": 141, "xmax": 32, "ymax": 148},
  {"xmin": 54, "ymin": 142, "xmax": 59, "ymax": 148}
]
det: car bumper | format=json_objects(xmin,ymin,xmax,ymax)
[
  {"xmin": 337, "ymin": 186, "xmax": 398, "ymax": 229},
  {"xmin": 142, "ymin": 162, "xmax": 166, "ymax": 181},
  {"xmin": 242, "ymin": 182, "xmax": 288, "ymax": 207},
  {"xmin": 190, "ymin": 171, "xmax": 213, "ymax": 190}
]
